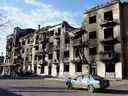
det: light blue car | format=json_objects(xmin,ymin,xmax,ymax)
[{"xmin": 65, "ymin": 75, "xmax": 109, "ymax": 92}]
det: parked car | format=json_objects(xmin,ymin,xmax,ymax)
[{"xmin": 65, "ymin": 74, "xmax": 109, "ymax": 92}]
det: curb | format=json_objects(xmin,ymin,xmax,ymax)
[{"xmin": 44, "ymin": 78, "xmax": 65, "ymax": 81}]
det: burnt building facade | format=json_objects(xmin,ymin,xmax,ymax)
[
  {"xmin": 32, "ymin": 21, "xmax": 87, "ymax": 78},
  {"xmin": 83, "ymin": 0, "xmax": 128, "ymax": 79},
  {"xmin": 5, "ymin": 27, "xmax": 35, "ymax": 76},
  {"xmin": 4, "ymin": 0, "xmax": 128, "ymax": 80}
]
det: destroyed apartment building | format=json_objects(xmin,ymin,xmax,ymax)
[
  {"xmin": 82, "ymin": 0, "xmax": 128, "ymax": 79},
  {"xmin": 2, "ymin": 0, "xmax": 128, "ymax": 80},
  {"xmin": 4, "ymin": 21, "xmax": 88, "ymax": 78}
]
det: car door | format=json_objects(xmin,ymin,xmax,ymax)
[
  {"xmin": 81, "ymin": 75, "xmax": 89, "ymax": 88},
  {"xmin": 74, "ymin": 76, "xmax": 83, "ymax": 88}
]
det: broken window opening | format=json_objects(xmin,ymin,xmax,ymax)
[
  {"xmin": 105, "ymin": 63, "xmax": 115, "ymax": 72},
  {"xmin": 104, "ymin": 10, "xmax": 113, "ymax": 21},
  {"xmin": 74, "ymin": 47, "xmax": 79, "ymax": 57},
  {"xmin": 65, "ymin": 37, "xmax": 70, "ymax": 44},
  {"xmin": 104, "ymin": 28, "xmax": 113, "ymax": 39},
  {"xmin": 64, "ymin": 63, "xmax": 69, "ymax": 72},
  {"xmin": 57, "ymin": 28, "xmax": 61, "ymax": 35},
  {"xmin": 49, "ymin": 30, "xmax": 54, "ymax": 36},
  {"xmin": 48, "ymin": 54, "xmax": 53, "ymax": 59},
  {"xmin": 27, "ymin": 39, "xmax": 30, "ymax": 44},
  {"xmin": 22, "ymin": 41, "xmax": 25, "ymax": 45},
  {"xmin": 75, "ymin": 62, "xmax": 82, "ymax": 72},
  {"xmin": 57, "ymin": 50, "xmax": 60, "ymax": 60},
  {"xmin": 34, "ymin": 55, "xmax": 38, "ymax": 60},
  {"xmin": 40, "ymin": 66, "xmax": 44, "ymax": 74},
  {"xmin": 22, "ymin": 49, "xmax": 24, "ymax": 53},
  {"xmin": 89, "ymin": 15, "xmax": 96, "ymax": 24},
  {"xmin": 35, "ymin": 46, "xmax": 39, "ymax": 50},
  {"xmin": 89, "ymin": 47, "xmax": 97, "ymax": 55},
  {"xmin": 89, "ymin": 31, "xmax": 97, "ymax": 39},
  {"xmin": 64, "ymin": 51, "xmax": 69, "ymax": 58},
  {"xmin": 104, "ymin": 45, "xmax": 114, "ymax": 52}
]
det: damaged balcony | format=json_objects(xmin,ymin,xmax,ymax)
[
  {"xmin": 100, "ymin": 37, "xmax": 120, "ymax": 45},
  {"xmin": 101, "ymin": 10, "xmax": 118, "ymax": 27},
  {"xmin": 45, "ymin": 43, "xmax": 53, "ymax": 53},
  {"xmin": 101, "ymin": 27, "xmax": 120, "ymax": 45},
  {"xmin": 63, "ymin": 58, "xmax": 69, "ymax": 63},
  {"xmin": 88, "ymin": 39, "xmax": 98, "ymax": 47},
  {"xmin": 71, "ymin": 38, "xmax": 82, "ymax": 46},
  {"xmin": 53, "ymin": 45, "xmax": 60, "ymax": 51},
  {"xmin": 99, "ymin": 51, "xmax": 120, "ymax": 62},
  {"xmin": 63, "ymin": 50, "xmax": 69, "ymax": 63},
  {"xmin": 39, "ymin": 59, "xmax": 48, "ymax": 66},
  {"xmin": 14, "ymin": 42, "xmax": 22, "ymax": 50},
  {"xmin": 13, "ymin": 55, "xmax": 23, "ymax": 65},
  {"xmin": 100, "ymin": 19, "xmax": 118, "ymax": 27},
  {"xmin": 40, "ymin": 36, "xmax": 49, "ymax": 43}
]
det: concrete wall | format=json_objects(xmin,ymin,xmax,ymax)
[
  {"xmin": 51, "ymin": 64, "xmax": 57, "ymax": 77},
  {"xmin": 115, "ymin": 62, "xmax": 122, "ymax": 79},
  {"xmin": 84, "ymin": 3, "xmax": 122, "ymax": 79},
  {"xmin": 97, "ymin": 61, "xmax": 105, "ymax": 77},
  {"xmin": 120, "ymin": 3, "xmax": 128, "ymax": 78}
]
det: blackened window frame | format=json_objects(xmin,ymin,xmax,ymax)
[
  {"xmin": 105, "ymin": 63, "xmax": 115, "ymax": 72},
  {"xmin": 64, "ymin": 63, "xmax": 69, "ymax": 72},
  {"xmin": 89, "ymin": 47, "xmax": 97, "ymax": 55},
  {"xmin": 48, "ymin": 54, "xmax": 53, "ymax": 59},
  {"xmin": 64, "ymin": 51, "xmax": 69, "ymax": 58},
  {"xmin": 40, "ymin": 66, "xmax": 44, "ymax": 74},
  {"xmin": 89, "ymin": 15, "xmax": 96, "ymax": 24},
  {"xmin": 104, "ymin": 27, "xmax": 113, "ymax": 39},
  {"xmin": 75, "ymin": 62, "xmax": 82, "ymax": 72},
  {"xmin": 104, "ymin": 10, "xmax": 113, "ymax": 21},
  {"xmin": 89, "ymin": 31, "xmax": 97, "ymax": 39}
]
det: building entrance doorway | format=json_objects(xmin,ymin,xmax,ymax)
[
  {"xmin": 105, "ymin": 62, "xmax": 115, "ymax": 72},
  {"xmin": 34, "ymin": 65, "xmax": 37, "ymax": 74},
  {"xmin": 48, "ymin": 66, "xmax": 52, "ymax": 75},
  {"xmin": 105, "ymin": 62, "xmax": 115, "ymax": 79},
  {"xmin": 56, "ymin": 65, "xmax": 59, "ymax": 75}
]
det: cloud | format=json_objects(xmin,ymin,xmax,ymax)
[
  {"xmin": 0, "ymin": 0, "xmax": 79, "ymax": 55},
  {"xmin": 24, "ymin": 0, "xmax": 38, "ymax": 4},
  {"xmin": 0, "ymin": 0, "xmax": 78, "ymax": 27}
]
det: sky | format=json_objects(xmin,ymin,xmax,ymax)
[{"xmin": 0, "ymin": 0, "xmax": 126, "ymax": 55}]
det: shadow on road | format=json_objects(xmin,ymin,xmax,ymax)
[
  {"xmin": 0, "ymin": 88, "xmax": 21, "ymax": 96},
  {"xmin": 8, "ymin": 86, "xmax": 77, "ymax": 93},
  {"xmin": 96, "ymin": 89, "xmax": 128, "ymax": 94},
  {"xmin": 5, "ymin": 86, "xmax": 128, "ymax": 95}
]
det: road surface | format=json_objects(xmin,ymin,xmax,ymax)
[{"xmin": 0, "ymin": 79, "xmax": 128, "ymax": 96}]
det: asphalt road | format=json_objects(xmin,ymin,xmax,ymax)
[{"xmin": 0, "ymin": 79, "xmax": 128, "ymax": 96}]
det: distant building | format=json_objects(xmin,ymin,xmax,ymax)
[{"xmin": 5, "ymin": 27, "xmax": 35, "ymax": 75}]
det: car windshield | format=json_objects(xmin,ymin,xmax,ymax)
[
  {"xmin": 92, "ymin": 75, "xmax": 104, "ymax": 80},
  {"xmin": 76, "ymin": 75, "xmax": 88, "ymax": 80}
]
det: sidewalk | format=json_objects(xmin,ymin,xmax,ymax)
[
  {"xmin": 44, "ymin": 77, "xmax": 65, "ymax": 81},
  {"xmin": 109, "ymin": 80, "xmax": 128, "ymax": 90}
]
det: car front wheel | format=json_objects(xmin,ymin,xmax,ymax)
[
  {"xmin": 88, "ymin": 85, "xmax": 94, "ymax": 93},
  {"xmin": 66, "ymin": 82, "xmax": 72, "ymax": 89}
]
